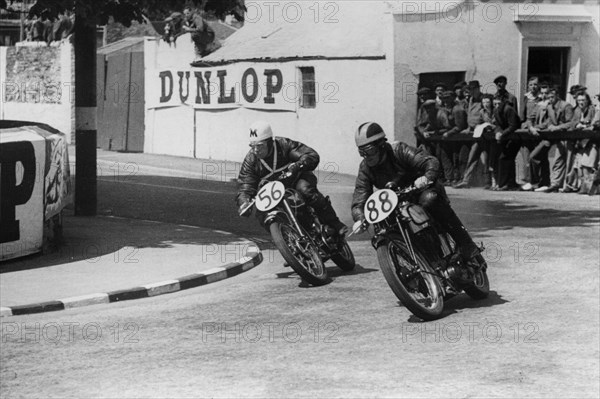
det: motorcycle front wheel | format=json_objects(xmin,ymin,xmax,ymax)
[
  {"xmin": 270, "ymin": 221, "xmax": 329, "ymax": 286},
  {"xmin": 464, "ymin": 254, "xmax": 490, "ymax": 299},
  {"xmin": 331, "ymin": 238, "xmax": 356, "ymax": 271},
  {"xmin": 377, "ymin": 236, "xmax": 444, "ymax": 320}
]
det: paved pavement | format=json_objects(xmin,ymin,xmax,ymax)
[{"xmin": 0, "ymin": 148, "xmax": 266, "ymax": 316}]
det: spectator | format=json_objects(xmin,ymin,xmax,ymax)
[
  {"xmin": 569, "ymin": 85, "xmax": 587, "ymax": 104},
  {"xmin": 525, "ymin": 88, "xmax": 574, "ymax": 192},
  {"xmin": 461, "ymin": 81, "xmax": 484, "ymax": 134},
  {"xmin": 454, "ymin": 81, "xmax": 468, "ymax": 109},
  {"xmin": 589, "ymin": 93, "xmax": 600, "ymax": 195},
  {"xmin": 182, "ymin": 6, "xmax": 215, "ymax": 57},
  {"xmin": 454, "ymin": 82, "xmax": 490, "ymax": 189},
  {"xmin": 493, "ymin": 75, "xmax": 518, "ymax": 112},
  {"xmin": 416, "ymin": 87, "xmax": 438, "ymax": 134},
  {"xmin": 415, "ymin": 87, "xmax": 438, "ymax": 156},
  {"xmin": 433, "ymin": 90, "xmax": 468, "ymax": 185},
  {"xmin": 53, "ymin": 9, "xmax": 74, "ymax": 42},
  {"xmin": 30, "ymin": 14, "xmax": 45, "ymax": 41},
  {"xmin": 490, "ymin": 94, "xmax": 521, "ymax": 191},
  {"xmin": 518, "ymin": 76, "xmax": 543, "ymax": 188},
  {"xmin": 434, "ymin": 82, "xmax": 447, "ymax": 108},
  {"xmin": 163, "ymin": 12, "xmax": 184, "ymax": 44},
  {"xmin": 41, "ymin": 10, "xmax": 54, "ymax": 45},
  {"xmin": 564, "ymin": 92, "xmax": 597, "ymax": 193}
]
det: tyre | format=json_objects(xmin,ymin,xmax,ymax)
[
  {"xmin": 270, "ymin": 222, "xmax": 329, "ymax": 286},
  {"xmin": 377, "ymin": 236, "xmax": 444, "ymax": 320},
  {"xmin": 464, "ymin": 255, "xmax": 490, "ymax": 299},
  {"xmin": 330, "ymin": 239, "xmax": 356, "ymax": 271}
]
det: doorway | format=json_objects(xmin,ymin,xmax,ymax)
[{"xmin": 527, "ymin": 47, "xmax": 570, "ymax": 99}]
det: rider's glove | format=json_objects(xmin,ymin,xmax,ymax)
[
  {"xmin": 287, "ymin": 162, "xmax": 304, "ymax": 176},
  {"xmin": 384, "ymin": 181, "xmax": 398, "ymax": 190},
  {"xmin": 413, "ymin": 176, "xmax": 432, "ymax": 189},
  {"xmin": 351, "ymin": 218, "xmax": 368, "ymax": 235},
  {"xmin": 238, "ymin": 201, "xmax": 253, "ymax": 217}
]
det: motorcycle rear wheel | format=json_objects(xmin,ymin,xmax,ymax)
[
  {"xmin": 270, "ymin": 222, "xmax": 329, "ymax": 286},
  {"xmin": 377, "ymin": 237, "xmax": 444, "ymax": 320},
  {"xmin": 331, "ymin": 239, "xmax": 356, "ymax": 271}
]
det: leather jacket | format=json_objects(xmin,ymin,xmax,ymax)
[
  {"xmin": 351, "ymin": 142, "xmax": 440, "ymax": 221},
  {"xmin": 236, "ymin": 137, "xmax": 320, "ymax": 207}
]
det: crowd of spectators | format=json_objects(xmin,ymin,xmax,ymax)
[
  {"xmin": 24, "ymin": 9, "xmax": 73, "ymax": 45},
  {"xmin": 415, "ymin": 76, "xmax": 600, "ymax": 195},
  {"xmin": 162, "ymin": 6, "xmax": 215, "ymax": 58}
]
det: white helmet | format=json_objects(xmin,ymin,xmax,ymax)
[
  {"xmin": 249, "ymin": 120, "xmax": 273, "ymax": 143},
  {"xmin": 355, "ymin": 122, "xmax": 386, "ymax": 147}
]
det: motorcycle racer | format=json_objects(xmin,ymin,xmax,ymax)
[
  {"xmin": 236, "ymin": 120, "xmax": 348, "ymax": 236},
  {"xmin": 351, "ymin": 122, "xmax": 480, "ymax": 263}
]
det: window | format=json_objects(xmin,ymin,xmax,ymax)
[{"xmin": 299, "ymin": 67, "xmax": 316, "ymax": 108}]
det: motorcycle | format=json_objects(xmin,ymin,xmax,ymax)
[
  {"xmin": 240, "ymin": 171, "xmax": 355, "ymax": 286},
  {"xmin": 355, "ymin": 184, "xmax": 489, "ymax": 320}
]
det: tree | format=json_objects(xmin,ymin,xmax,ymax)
[{"xmin": 1, "ymin": 0, "xmax": 245, "ymax": 216}]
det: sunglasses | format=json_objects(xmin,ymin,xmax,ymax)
[{"xmin": 358, "ymin": 145, "xmax": 381, "ymax": 158}]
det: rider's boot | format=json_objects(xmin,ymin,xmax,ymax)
[
  {"xmin": 438, "ymin": 206, "xmax": 480, "ymax": 264},
  {"xmin": 311, "ymin": 195, "xmax": 348, "ymax": 236}
]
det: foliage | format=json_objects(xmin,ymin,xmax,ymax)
[{"xmin": 0, "ymin": 0, "xmax": 245, "ymax": 25}]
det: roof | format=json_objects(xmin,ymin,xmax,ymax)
[
  {"xmin": 513, "ymin": 4, "xmax": 594, "ymax": 23},
  {"xmin": 199, "ymin": 1, "xmax": 386, "ymax": 65},
  {"xmin": 97, "ymin": 37, "xmax": 145, "ymax": 55}
]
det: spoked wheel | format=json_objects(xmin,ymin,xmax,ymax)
[
  {"xmin": 270, "ymin": 222, "xmax": 329, "ymax": 286},
  {"xmin": 331, "ymin": 238, "xmax": 356, "ymax": 271},
  {"xmin": 464, "ymin": 255, "xmax": 490, "ymax": 299},
  {"xmin": 377, "ymin": 237, "xmax": 444, "ymax": 320}
]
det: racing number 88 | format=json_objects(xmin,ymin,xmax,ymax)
[
  {"xmin": 379, "ymin": 191, "xmax": 393, "ymax": 212},
  {"xmin": 366, "ymin": 191, "xmax": 394, "ymax": 222}
]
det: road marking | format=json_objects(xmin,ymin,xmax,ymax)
[{"xmin": 98, "ymin": 178, "xmax": 228, "ymax": 194}]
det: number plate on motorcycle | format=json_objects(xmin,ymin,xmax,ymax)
[
  {"xmin": 364, "ymin": 189, "xmax": 398, "ymax": 224},
  {"xmin": 256, "ymin": 181, "xmax": 285, "ymax": 212}
]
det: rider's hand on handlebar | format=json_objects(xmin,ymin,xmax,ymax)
[
  {"xmin": 238, "ymin": 201, "xmax": 253, "ymax": 217},
  {"xmin": 413, "ymin": 176, "xmax": 432, "ymax": 189},
  {"xmin": 384, "ymin": 181, "xmax": 398, "ymax": 190},
  {"xmin": 286, "ymin": 162, "xmax": 304, "ymax": 176},
  {"xmin": 351, "ymin": 219, "xmax": 368, "ymax": 235}
]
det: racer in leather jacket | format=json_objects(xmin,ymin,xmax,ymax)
[
  {"xmin": 351, "ymin": 122, "xmax": 480, "ymax": 261},
  {"xmin": 236, "ymin": 121, "xmax": 348, "ymax": 235}
]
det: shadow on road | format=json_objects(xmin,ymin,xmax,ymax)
[
  {"xmin": 404, "ymin": 291, "xmax": 508, "ymax": 323},
  {"xmin": 275, "ymin": 263, "xmax": 378, "ymax": 286},
  {"xmin": 460, "ymin": 199, "xmax": 599, "ymax": 232}
]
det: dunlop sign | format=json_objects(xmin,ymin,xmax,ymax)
[{"xmin": 149, "ymin": 65, "xmax": 298, "ymax": 111}]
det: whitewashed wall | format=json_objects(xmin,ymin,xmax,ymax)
[{"xmin": 144, "ymin": 36, "xmax": 393, "ymax": 175}]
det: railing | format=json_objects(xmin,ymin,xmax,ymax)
[{"xmin": 418, "ymin": 128, "xmax": 600, "ymax": 142}]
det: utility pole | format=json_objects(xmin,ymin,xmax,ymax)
[{"xmin": 73, "ymin": 3, "xmax": 97, "ymax": 216}]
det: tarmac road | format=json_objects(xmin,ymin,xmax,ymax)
[{"xmin": 1, "ymin": 152, "xmax": 599, "ymax": 397}]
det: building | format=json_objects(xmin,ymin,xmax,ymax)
[
  {"xmin": 144, "ymin": 1, "xmax": 392, "ymax": 175},
  {"xmin": 143, "ymin": 0, "xmax": 599, "ymax": 175}
]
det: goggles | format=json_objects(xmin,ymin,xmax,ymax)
[
  {"xmin": 249, "ymin": 141, "xmax": 268, "ymax": 149},
  {"xmin": 358, "ymin": 144, "xmax": 381, "ymax": 158}
]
